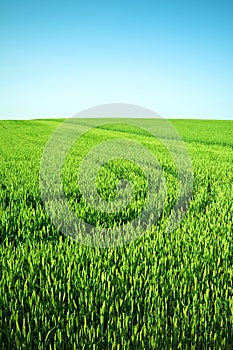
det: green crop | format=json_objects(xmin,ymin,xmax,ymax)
[{"xmin": 0, "ymin": 119, "xmax": 232, "ymax": 349}]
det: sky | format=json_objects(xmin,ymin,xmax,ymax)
[{"xmin": 0, "ymin": 0, "xmax": 233, "ymax": 120}]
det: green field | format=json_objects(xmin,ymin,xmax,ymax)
[{"xmin": 0, "ymin": 119, "xmax": 233, "ymax": 349}]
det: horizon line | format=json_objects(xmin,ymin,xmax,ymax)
[{"xmin": 0, "ymin": 116, "xmax": 233, "ymax": 121}]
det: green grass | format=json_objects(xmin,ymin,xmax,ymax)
[{"xmin": 0, "ymin": 119, "xmax": 233, "ymax": 349}]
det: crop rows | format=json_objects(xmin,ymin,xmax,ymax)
[{"xmin": 0, "ymin": 119, "xmax": 233, "ymax": 349}]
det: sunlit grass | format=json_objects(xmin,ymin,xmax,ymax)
[{"xmin": 0, "ymin": 119, "xmax": 232, "ymax": 349}]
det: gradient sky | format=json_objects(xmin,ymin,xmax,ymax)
[{"xmin": 1, "ymin": 0, "xmax": 233, "ymax": 119}]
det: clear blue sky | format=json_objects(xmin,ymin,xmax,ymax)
[{"xmin": 1, "ymin": 0, "xmax": 233, "ymax": 119}]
